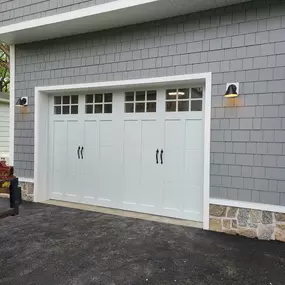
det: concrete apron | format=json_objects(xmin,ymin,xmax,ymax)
[{"xmin": 43, "ymin": 200, "xmax": 203, "ymax": 229}]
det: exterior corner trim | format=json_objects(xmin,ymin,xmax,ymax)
[{"xmin": 9, "ymin": 45, "xmax": 15, "ymax": 166}]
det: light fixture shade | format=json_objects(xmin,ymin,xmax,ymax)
[
  {"xmin": 224, "ymin": 84, "xmax": 238, "ymax": 98},
  {"xmin": 15, "ymin": 97, "xmax": 28, "ymax": 107}
]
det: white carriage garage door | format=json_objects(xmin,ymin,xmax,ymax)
[{"xmin": 49, "ymin": 85, "xmax": 204, "ymax": 222}]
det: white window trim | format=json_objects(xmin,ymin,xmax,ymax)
[
  {"xmin": 34, "ymin": 73, "xmax": 212, "ymax": 229},
  {"xmin": 210, "ymin": 198, "xmax": 285, "ymax": 214}
]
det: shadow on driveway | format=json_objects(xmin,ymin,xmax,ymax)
[{"xmin": 0, "ymin": 198, "xmax": 284, "ymax": 285}]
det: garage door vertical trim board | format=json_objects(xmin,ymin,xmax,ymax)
[{"xmin": 34, "ymin": 73, "xmax": 212, "ymax": 229}]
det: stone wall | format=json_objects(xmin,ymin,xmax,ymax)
[
  {"xmin": 209, "ymin": 204, "xmax": 285, "ymax": 242},
  {"xmin": 20, "ymin": 182, "xmax": 34, "ymax": 202}
]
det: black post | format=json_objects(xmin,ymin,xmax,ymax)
[{"xmin": 9, "ymin": 178, "xmax": 22, "ymax": 215}]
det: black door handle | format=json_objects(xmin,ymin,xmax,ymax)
[
  {"xmin": 77, "ymin": 146, "xmax": 80, "ymax": 159},
  {"xmin": 156, "ymin": 149, "xmax": 159, "ymax": 164},
  {"xmin": 160, "ymin": 149, "xmax": 164, "ymax": 164},
  {"xmin": 81, "ymin": 147, "xmax": 84, "ymax": 159}
]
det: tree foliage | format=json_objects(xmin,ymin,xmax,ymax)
[{"xmin": 0, "ymin": 43, "xmax": 10, "ymax": 93}]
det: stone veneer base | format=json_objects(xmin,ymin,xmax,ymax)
[
  {"xmin": 210, "ymin": 204, "xmax": 285, "ymax": 242},
  {"xmin": 20, "ymin": 181, "xmax": 34, "ymax": 202}
]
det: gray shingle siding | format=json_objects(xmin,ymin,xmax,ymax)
[
  {"xmin": 0, "ymin": 0, "xmax": 115, "ymax": 26},
  {"xmin": 14, "ymin": 0, "xmax": 285, "ymax": 205}
]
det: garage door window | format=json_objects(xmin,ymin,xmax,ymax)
[
  {"xmin": 191, "ymin": 87, "xmax": 203, "ymax": 111},
  {"xmin": 125, "ymin": 90, "xmax": 157, "ymax": 113},
  {"xmin": 85, "ymin": 93, "xmax": 113, "ymax": 114},
  {"xmin": 54, "ymin": 95, "xmax": 79, "ymax": 115},
  {"xmin": 166, "ymin": 88, "xmax": 203, "ymax": 112}
]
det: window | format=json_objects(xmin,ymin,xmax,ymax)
[
  {"xmin": 85, "ymin": 93, "xmax": 113, "ymax": 114},
  {"xmin": 165, "ymin": 87, "xmax": 203, "ymax": 112},
  {"xmin": 125, "ymin": 90, "xmax": 157, "ymax": 113},
  {"xmin": 191, "ymin": 87, "xmax": 203, "ymax": 111},
  {"xmin": 54, "ymin": 95, "xmax": 78, "ymax": 115}
]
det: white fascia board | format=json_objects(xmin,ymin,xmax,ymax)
[
  {"xmin": 0, "ymin": 0, "xmax": 251, "ymax": 44},
  {"xmin": 0, "ymin": 0, "xmax": 159, "ymax": 35}
]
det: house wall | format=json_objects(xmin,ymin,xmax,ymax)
[
  {"xmin": 14, "ymin": 0, "xmax": 285, "ymax": 206},
  {"xmin": 0, "ymin": 0, "xmax": 115, "ymax": 26},
  {"xmin": 0, "ymin": 103, "xmax": 9, "ymax": 158}
]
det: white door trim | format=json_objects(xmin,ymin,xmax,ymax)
[{"xmin": 34, "ymin": 73, "xmax": 212, "ymax": 229}]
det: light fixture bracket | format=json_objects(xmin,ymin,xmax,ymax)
[{"xmin": 15, "ymin": 97, "xmax": 28, "ymax": 107}]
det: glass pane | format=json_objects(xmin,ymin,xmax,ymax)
[
  {"xmin": 63, "ymin": 96, "xmax": 70, "ymax": 105},
  {"xmin": 135, "ymin": 102, "xmax": 145, "ymax": 113},
  {"xmin": 62, "ymin": 106, "xmax": 70, "ymax": 114},
  {"xmin": 54, "ymin": 96, "xmax": 61, "ymax": 105},
  {"xmin": 86, "ymin": 94, "xmax": 94, "ymax": 104},
  {"xmin": 95, "ymin": 94, "xmax": 103, "ymax": 103},
  {"xmin": 192, "ymin": 87, "xmax": 203, "ymax": 99},
  {"xmin": 125, "ymin": 103, "xmax": 134, "ymax": 113},
  {"xmin": 71, "ymin": 106, "xmax": 78, "ymax": 114},
  {"xmin": 54, "ymin": 106, "xmax": 61, "ymax": 114},
  {"xmin": 147, "ymin": 102, "xmax": 156, "ymax": 112},
  {"xmin": 104, "ymin": 104, "xmax": 112, "ymax": 114},
  {"xmin": 147, "ymin": 90, "xmax": 157, "ymax": 101},
  {"xmin": 136, "ymin": 91, "xmax": 145, "ymax": 101},
  {"xmin": 191, "ymin": 100, "xmax": 203, "ymax": 111},
  {"xmin": 166, "ymin": 89, "xmax": 177, "ymax": 100},
  {"xmin": 178, "ymin": 88, "xmax": 189, "ymax": 99},
  {"xmin": 166, "ymin": 101, "xmax": 176, "ymax": 112},
  {"xmin": 105, "ymin": 93, "xmax": 113, "ymax": 103},
  {"xmin": 71, "ymin": 95, "xmax": 78, "ymax": 104},
  {"xmin": 95, "ymin": 104, "xmax": 103, "ymax": 113},
  {"xmin": 85, "ymin": 105, "xmax": 93, "ymax": 114},
  {"xmin": 125, "ymin": 92, "xmax": 134, "ymax": 102},
  {"xmin": 178, "ymin": 101, "xmax": 189, "ymax": 112}
]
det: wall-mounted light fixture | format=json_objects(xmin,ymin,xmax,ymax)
[
  {"xmin": 15, "ymin": 97, "xmax": 28, "ymax": 107},
  {"xmin": 224, "ymin": 83, "xmax": 239, "ymax": 98}
]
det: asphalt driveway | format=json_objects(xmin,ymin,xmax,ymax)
[{"xmin": 0, "ymin": 198, "xmax": 284, "ymax": 285}]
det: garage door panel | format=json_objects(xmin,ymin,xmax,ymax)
[
  {"xmin": 81, "ymin": 120, "xmax": 98, "ymax": 201},
  {"xmin": 97, "ymin": 120, "xmax": 121, "ymax": 206},
  {"xmin": 140, "ymin": 120, "xmax": 163, "ymax": 210},
  {"xmin": 162, "ymin": 181, "xmax": 184, "ymax": 213},
  {"xmin": 164, "ymin": 120, "xmax": 185, "ymax": 150},
  {"xmin": 98, "ymin": 146, "xmax": 121, "ymax": 203},
  {"xmin": 51, "ymin": 121, "xmax": 67, "ymax": 199},
  {"xmin": 65, "ymin": 120, "xmax": 82, "ymax": 201},
  {"xmin": 185, "ymin": 120, "xmax": 203, "ymax": 150},
  {"xmin": 123, "ymin": 120, "xmax": 141, "ymax": 148},
  {"xmin": 123, "ymin": 120, "xmax": 141, "ymax": 205},
  {"xmin": 99, "ymin": 120, "xmax": 115, "ymax": 146},
  {"xmin": 183, "ymin": 185, "xmax": 203, "ymax": 222},
  {"xmin": 185, "ymin": 150, "xmax": 203, "ymax": 184}
]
